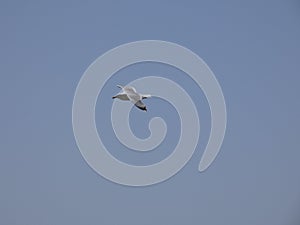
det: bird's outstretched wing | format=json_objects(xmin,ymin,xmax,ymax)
[
  {"xmin": 112, "ymin": 93, "xmax": 129, "ymax": 100},
  {"xmin": 134, "ymin": 100, "xmax": 147, "ymax": 111}
]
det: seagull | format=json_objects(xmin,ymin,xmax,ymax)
[{"xmin": 112, "ymin": 85, "xmax": 151, "ymax": 111}]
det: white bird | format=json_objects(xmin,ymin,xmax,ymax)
[{"xmin": 112, "ymin": 85, "xmax": 151, "ymax": 111}]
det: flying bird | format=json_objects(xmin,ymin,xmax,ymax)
[{"xmin": 112, "ymin": 85, "xmax": 151, "ymax": 111}]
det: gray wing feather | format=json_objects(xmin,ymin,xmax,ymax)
[
  {"xmin": 134, "ymin": 100, "xmax": 146, "ymax": 110},
  {"xmin": 115, "ymin": 93, "xmax": 129, "ymax": 100}
]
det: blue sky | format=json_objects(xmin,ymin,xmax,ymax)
[{"xmin": 1, "ymin": 1, "xmax": 300, "ymax": 225}]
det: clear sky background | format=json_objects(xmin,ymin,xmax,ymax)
[{"xmin": 1, "ymin": 1, "xmax": 300, "ymax": 225}]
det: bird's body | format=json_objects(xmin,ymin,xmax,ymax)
[{"xmin": 112, "ymin": 85, "xmax": 151, "ymax": 111}]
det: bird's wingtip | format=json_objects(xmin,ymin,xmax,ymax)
[
  {"xmin": 117, "ymin": 85, "xmax": 123, "ymax": 89},
  {"xmin": 142, "ymin": 94, "xmax": 152, "ymax": 99}
]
